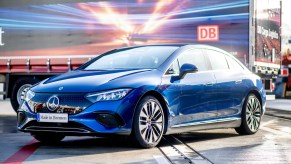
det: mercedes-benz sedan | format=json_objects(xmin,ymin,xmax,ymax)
[{"xmin": 18, "ymin": 45, "xmax": 266, "ymax": 148}]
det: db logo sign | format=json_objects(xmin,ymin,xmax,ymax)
[{"xmin": 197, "ymin": 25, "xmax": 219, "ymax": 42}]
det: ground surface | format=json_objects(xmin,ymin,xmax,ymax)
[{"xmin": 0, "ymin": 100, "xmax": 290, "ymax": 164}]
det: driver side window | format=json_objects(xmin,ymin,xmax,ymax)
[{"xmin": 178, "ymin": 49, "xmax": 208, "ymax": 71}]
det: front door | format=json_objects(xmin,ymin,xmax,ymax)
[{"xmin": 177, "ymin": 49, "xmax": 217, "ymax": 125}]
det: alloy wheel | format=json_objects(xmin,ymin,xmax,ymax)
[
  {"xmin": 138, "ymin": 100, "xmax": 164, "ymax": 144},
  {"xmin": 17, "ymin": 84, "xmax": 32, "ymax": 105},
  {"xmin": 246, "ymin": 96, "xmax": 261, "ymax": 132}
]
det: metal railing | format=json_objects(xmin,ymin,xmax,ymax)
[{"xmin": 0, "ymin": 55, "xmax": 95, "ymax": 73}]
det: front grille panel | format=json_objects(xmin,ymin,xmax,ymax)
[{"xmin": 28, "ymin": 93, "xmax": 92, "ymax": 114}]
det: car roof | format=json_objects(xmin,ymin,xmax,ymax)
[
  {"xmin": 114, "ymin": 44, "xmax": 187, "ymax": 50},
  {"xmin": 115, "ymin": 44, "xmax": 228, "ymax": 53},
  {"xmin": 115, "ymin": 44, "xmax": 234, "ymax": 58}
]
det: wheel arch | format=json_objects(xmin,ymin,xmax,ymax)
[
  {"xmin": 239, "ymin": 89, "xmax": 263, "ymax": 118},
  {"xmin": 248, "ymin": 89, "xmax": 263, "ymax": 108},
  {"xmin": 235, "ymin": 89, "xmax": 263, "ymax": 135}
]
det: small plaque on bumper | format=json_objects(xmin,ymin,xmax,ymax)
[{"xmin": 37, "ymin": 113, "xmax": 68, "ymax": 123}]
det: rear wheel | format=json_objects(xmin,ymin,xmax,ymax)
[
  {"xmin": 11, "ymin": 77, "xmax": 39, "ymax": 112},
  {"xmin": 131, "ymin": 96, "xmax": 165, "ymax": 148},
  {"xmin": 235, "ymin": 93, "xmax": 262, "ymax": 135},
  {"xmin": 31, "ymin": 132, "xmax": 65, "ymax": 143}
]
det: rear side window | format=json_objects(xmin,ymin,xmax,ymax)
[
  {"xmin": 225, "ymin": 55, "xmax": 245, "ymax": 70},
  {"xmin": 206, "ymin": 50, "xmax": 229, "ymax": 70},
  {"xmin": 178, "ymin": 49, "xmax": 208, "ymax": 71}
]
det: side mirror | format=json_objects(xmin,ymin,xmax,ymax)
[{"xmin": 179, "ymin": 63, "xmax": 198, "ymax": 79}]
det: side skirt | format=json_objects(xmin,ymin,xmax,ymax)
[{"xmin": 165, "ymin": 117, "xmax": 241, "ymax": 135}]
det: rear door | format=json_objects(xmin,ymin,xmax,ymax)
[
  {"xmin": 224, "ymin": 55, "xmax": 248, "ymax": 114},
  {"xmin": 206, "ymin": 50, "xmax": 245, "ymax": 118}
]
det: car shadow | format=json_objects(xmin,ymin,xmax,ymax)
[
  {"xmin": 21, "ymin": 136, "xmax": 156, "ymax": 163},
  {"xmin": 43, "ymin": 135, "xmax": 134, "ymax": 149},
  {"xmin": 172, "ymin": 130, "xmax": 240, "ymax": 143}
]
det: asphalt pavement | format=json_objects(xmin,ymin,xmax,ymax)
[
  {"xmin": 0, "ymin": 99, "xmax": 290, "ymax": 163},
  {"xmin": 265, "ymin": 99, "xmax": 291, "ymax": 119},
  {"xmin": 0, "ymin": 99, "xmax": 16, "ymax": 116}
]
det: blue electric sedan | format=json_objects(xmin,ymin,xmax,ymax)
[{"xmin": 18, "ymin": 44, "xmax": 266, "ymax": 148}]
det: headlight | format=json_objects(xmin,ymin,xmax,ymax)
[
  {"xmin": 24, "ymin": 90, "xmax": 35, "ymax": 102},
  {"xmin": 85, "ymin": 89, "xmax": 132, "ymax": 103}
]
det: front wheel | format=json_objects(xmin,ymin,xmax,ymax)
[
  {"xmin": 31, "ymin": 132, "xmax": 65, "ymax": 143},
  {"xmin": 235, "ymin": 94, "xmax": 262, "ymax": 135},
  {"xmin": 131, "ymin": 96, "xmax": 165, "ymax": 148}
]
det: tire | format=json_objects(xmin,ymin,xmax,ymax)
[
  {"xmin": 131, "ymin": 96, "xmax": 165, "ymax": 148},
  {"xmin": 235, "ymin": 93, "xmax": 262, "ymax": 135},
  {"xmin": 11, "ymin": 77, "xmax": 39, "ymax": 112},
  {"xmin": 31, "ymin": 132, "xmax": 65, "ymax": 143}
]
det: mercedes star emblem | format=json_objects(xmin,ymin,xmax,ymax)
[{"xmin": 47, "ymin": 96, "xmax": 60, "ymax": 111}]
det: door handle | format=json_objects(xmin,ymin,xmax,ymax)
[
  {"xmin": 235, "ymin": 80, "xmax": 242, "ymax": 84},
  {"xmin": 205, "ymin": 82, "xmax": 214, "ymax": 86}
]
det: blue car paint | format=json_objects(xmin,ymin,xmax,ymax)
[
  {"xmin": 18, "ymin": 45, "xmax": 266, "ymax": 135},
  {"xmin": 34, "ymin": 69, "xmax": 158, "ymax": 93}
]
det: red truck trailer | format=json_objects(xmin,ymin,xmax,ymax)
[
  {"xmin": 0, "ymin": 55, "xmax": 93, "ymax": 111},
  {"xmin": 0, "ymin": 0, "xmax": 288, "ymax": 111}
]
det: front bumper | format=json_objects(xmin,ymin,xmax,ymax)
[{"xmin": 18, "ymin": 89, "xmax": 143, "ymax": 135}]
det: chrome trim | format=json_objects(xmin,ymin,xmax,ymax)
[
  {"xmin": 162, "ymin": 69, "xmax": 214, "ymax": 77},
  {"xmin": 171, "ymin": 117, "xmax": 241, "ymax": 128},
  {"xmin": 23, "ymin": 126, "xmax": 92, "ymax": 133},
  {"xmin": 46, "ymin": 96, "xmax": 60, "ymax": 111},
  {"xmin": 28, "ymin": 100, "xmax": 86, "ymax": 114},
  {"xmin": 166, "ymin": 117, "xmax": 241, "ymax": 134},
  {"xmin": 17, "ymin": 116, "xmax": 35, "ymax": 130}
]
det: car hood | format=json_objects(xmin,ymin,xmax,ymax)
[{"xmin": 32, "ymin": 69, "xmax": 153, "ymax": 93}]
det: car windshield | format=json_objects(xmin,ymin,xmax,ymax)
[{"xmin": 83, "ymin": 46, "xmax": 179, "ymax": 70}]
